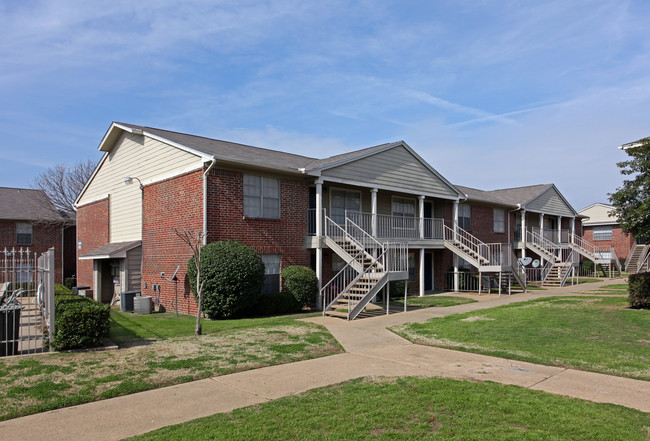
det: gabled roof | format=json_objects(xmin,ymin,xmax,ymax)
[
  {"xmin": 88, "ymin": 122, "xmax": 464, "ymax": 200},
  {"xmin": 578, "ymin": 203, "xmax": 618, "ymax": 226},
  {"xmin": 455, "ymin": 183, "xmax": 580, "ymax": 217},
  {"xmin": 109, "ymin": 122, "xmax": 317, "ymax": 173},
  {"xmin": 0, "ymin": 187, "xmax": 65, "ymax": 222}
]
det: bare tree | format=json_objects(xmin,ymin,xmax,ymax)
[
  {"xmin": 32, "ymin": 159, "xmax": 97, "ymax": 215},
  {"xmin": 173, "ymin": 228, "xmax": 206, "ymax": 336}
]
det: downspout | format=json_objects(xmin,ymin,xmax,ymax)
[{"xmin": 203, "ymin": 157, "xmax": 217, "ymax": 246}]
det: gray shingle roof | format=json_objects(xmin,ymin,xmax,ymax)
[
  {"xmin": 455, "ymin": 184, "xmax": 554, "ymax": 207},
  {"xmin": 79, "ymin": 240, "xmax": 141, "ymax": 260},
  {"xmin": 0, "ymin": 187, "xmax": 65, "ymax": 222},
  {"xmin": 116, "ymin": 122, "xmax": 317, "ymax": 172}
]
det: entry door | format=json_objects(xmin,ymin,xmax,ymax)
[{"xmin": 424, "ymin": 252, "xmax": 433, "ymax": 291}]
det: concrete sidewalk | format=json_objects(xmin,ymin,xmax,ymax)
[{"xmin": 1, "ymin": 278, "xmax": 648, "ymax": 441}]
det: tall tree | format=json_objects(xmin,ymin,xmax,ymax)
[
  {"xmin": 32, "ymin": 159, "xmax": 96, "ymax": 215},
  {"xmin": 609, "ymin": 137, "xmax": 650, "ymax": 240}
]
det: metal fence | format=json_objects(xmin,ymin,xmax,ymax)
[{"xmin": 1, "ymin": 247, "xmax": 55, "ymax": 357}]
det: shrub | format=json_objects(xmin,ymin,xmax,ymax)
[
  {"xmin": 53, "ymin": 295, "xmax": 110, "ymax": 351},
  {"xmin": 628, "ymin": 272, "xmax": 650, "ymax": 309},
  {"xmin": 252, "ymin": 292, "xmax": 302, "ymax": 316},
  {"xmin": 281, "ymin": 266, "xmax": 318, "ymax": 307},
  {"xmin": 187, "ymin": 241, "xmax": 265, "ymax": 319},
  {"xmin": 63, "ymin": 277, "xmax": 76, "ymax": 290},
  {"xmin": 389, "ymin": 280, "xmax": 413, "ymax": 298},
  {"xmin": 55, "ymin": 283, "xmax": 73, "ymax": 296}
]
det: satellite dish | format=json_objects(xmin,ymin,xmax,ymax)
[
  {"xmin": 518, "ymin": 257, "xmax": 532, "ymax": 266},
  {"xmin": 532, "ymin": 259, "xmax": 540, "ymax": 268}
]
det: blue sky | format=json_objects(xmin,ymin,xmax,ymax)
[{"xmin": 1, "ymin": 0, "xmax": 649, "ymax": 210}]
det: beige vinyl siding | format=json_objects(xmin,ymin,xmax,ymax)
[
  {"xmin": 78, "ymin": 133, "xmax": 203, "ymax": 242},
  {"xmin": 321, "ymin": 146, "xmax": 458, "ymax": 198},
  {"xmin": 580, "ymin": 204, "xmax": 617, "ymax": 225},
  {"xmin": 526, "ymin": 187, "xmax": 575, "ymax": 217},
  {"xmin": 126, "ymin": 247, "xmax": 142, "ymax": 291}
]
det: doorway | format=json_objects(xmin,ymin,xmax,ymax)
[{"xmin": 424, "ymin": 252, "xmax": 433, "ymax": 291}]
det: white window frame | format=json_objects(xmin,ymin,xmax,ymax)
[
  {"xmin": 16, "ymin": 222, "xmax": 33, "ymax": 246},
  {"xmin": 458, "ymin": 204, "xmax": 471, "ymax": 231},
  {"xmin": 593, "ymin": 225, "xmax": 612, "ymax": 241},
  {"xmin": 391, "ymin": 196, "xmax": 417, "ymax": 231},
  {"xmin": 493, "ymin": 208, "xmax": 505, "ymax": 233},
  {"xmin": 329, "ymin": 187, "xmax": 361, "ymax": 225},
  {"xmin": 261, "ymin": 254, "xmax": 281, "ymax": 294},
  {"xmin": 243, "ymin": 174, "xmax": 280, "ymax": 219}
]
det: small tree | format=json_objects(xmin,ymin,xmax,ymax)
[
  {"xmin": 609, "ymin": 138, "xmax": 650, "ymax": 240},
  {"xmin": 173, "ymin": 228, "xmax": 206, "ymax": 336},
  {"xmin": 187, "ymin": 241, "xmax": 264, "ymax": 319},
  {"xmin": 33, "ymin": 159, "xmax": 96, "ymax": 216}
]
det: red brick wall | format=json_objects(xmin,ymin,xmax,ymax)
[
  {"xmin": 142, "ymin": 170, "xmax": 203, "ymax": 315},
  {"xmin": 0, "ymin": 220, "xmax": 65, "ymax": 283},
  {"xmin": 465, "ymin": 204, "xmax": 515, "ymax": 245},
  {"xmin": 206, "ymin": 168, "xmax": 311, "ymax": 271},
  {"xmin": 76, "ymin": 198, "xmax": 110, "ymax": 287},
  {"xmin": 583, "ymin": 224, "xmax": 634, "ymax": 260}
]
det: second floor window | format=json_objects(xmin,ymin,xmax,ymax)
[
  {"xmin": 16, "ymin": 222, "xmax": 33, "ymax": 245},
  {"xmin": 458, "ymin": 204, "xmax": 471, "ymax": 231},
  {"xmin": 244, "ymin": 175, "xmax": 280, "ymax": 218},
  {"xmin": 493, "ymin": 209, "xmax": 505, "ymax": 233},
  {"xmin": 593, "ymin": 225, "xmax": 612, "ymax": 241}
]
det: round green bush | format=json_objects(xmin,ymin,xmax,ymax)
[
  {"xmin": 187, "ymin": 241, "xmax": 265, "ymax": 319},
  {"xmin": 252, "ymin": 292, "xmax": 302, "ymax": 316},
  {"xmin": 281, "ymin": 266, "xmax": 318, "ymax": 307},
  {"xmin": 54, "ymin": 283, "xmax": 73, "ymax": 296},
  {"xmin": 53, "ymin": 296, "xmax": 110, "ymax": 351}
]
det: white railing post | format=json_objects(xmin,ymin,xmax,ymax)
[{"xmin": 371, "ymin": 189, "xmax": 378, "ymax": 238}]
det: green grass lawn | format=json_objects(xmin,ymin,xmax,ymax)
[
  {"xmin": 392, "ymin": 296, "xmax": 649, "ymax": 380},
  {"xmin": 128, "ymin": 377, "xmax": 650, "ymax": 441},
  {"xmin": 391, "ymin": 295, "xmax": 477, "ymax": 308},
  {"xmin": 0, "ymin": 311, "xmax": 342, "ymax": 421}
]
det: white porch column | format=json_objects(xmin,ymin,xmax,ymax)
[
  {"xmin": 419, "ymin": 248, "xmax": 425, "ymax": 297},
  {"xmin": 418, "ymin": 196, "xmax": 425, "ymax": 239},
  {"xmin": 521, "ymin": 210, "xmax": 527, "ymax": 258},
  {"xmin": 571, "ymin": 217, "xmax": 575, "ymax": 242},
  {"xmin": 371, "ymin": 188, "xmax": 378, "ymax": 238},
  {"xmin": 540, "ymin": 213, "xmax": 544, "ymax": 238},
  {"xmin": 315, "ymin": 179, "xmax": 323, "ymax": 294},
  {"xmin": 558, "ymin": 216, "xmax": 562, "ymax": 243},
  {"xmin": 453, "ymin": 200, "xmax": 459, "ymax": 292}
]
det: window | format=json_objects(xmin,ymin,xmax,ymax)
[
  {"xmin": 16, "ymin": 222, "xmax": 32, "ymax": 245},
  {"xmin": 493, "ymin": 209, "xmax": 505, "ymax": 233},
  {"xmin": 392, "ymin": 198, "xmax": 416, "ymax": 230},
  {"xmin": 261, "ymin": 254, "xmax": 281, "ymax": 294},
  {"xmin": 330, "ymin": 189, "xmax": 360, "ymax": 225},
  {"xmin": 244, "ymin": 175, "xmax": 280, "ymax": 218},
  {"xmin": 332, "ymin": 254, "xmax": 345, "ymax": 273},
  {"xmin": 593, "ymin": 225, "xmax": 612, "ymax": 241},
  {"xmin": 458, "ymin": 204, "xmax": 471, "ymax": 231}
]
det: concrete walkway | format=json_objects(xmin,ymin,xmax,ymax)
[{"xmin": 1, "ymin": 279, "xmax": 648, "ymax": 441}]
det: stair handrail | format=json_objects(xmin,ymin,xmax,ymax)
[
  {"xmin": 635, "ymin": 244, "xmax": 650, "ymax": 273},
  {"xmin": 383, "ymin": 242, "xmax": 409, "ymax": 273},
  {"xmin": 527, "ymin": 229, "xmax": 559, "ymax": 261},
  {"xmin": 624, "ymin": 242, "xmax": 638, "ymax": 271},
  {"xmin": 345, "ymin": 217, "xmax": 383, "ymax": 253},
  {"xmin": 610, "ymin": 247, "xmax": 622, "ymax": 275},
  {"xmin": 508, "ymin": 247, "xmax": 526, "ymax": 290},
  {"xmin": 443, "ymin": 223, "xmax": 491, "ymax": 264},
  {"xmin": 560, "ymin": 249, "xmax": 578, "ymax": 286},
  {"xmin": 539, "ymin": 258, "xmax": 554, "ymax": 284},
  {"xmin": 321, "ymin": 260, "xmax": 363, "ymax": 313}
]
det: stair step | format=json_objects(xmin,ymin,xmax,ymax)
[{"xmin": 324, "ymin": 310, "xmax": 348, "ymax": 318}]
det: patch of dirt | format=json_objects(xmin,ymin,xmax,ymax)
[{"xmin": 460, "ymin": 315, "xmax": 495, "ymax": 322}]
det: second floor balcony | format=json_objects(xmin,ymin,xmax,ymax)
[{"xmin": 308, "ymin": 209, "xmax": 444, "ymax": 241}]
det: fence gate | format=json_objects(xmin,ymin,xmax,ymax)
[{"xmin": 1, "ymin": 247, "xmax": 55, "ymax": 356}]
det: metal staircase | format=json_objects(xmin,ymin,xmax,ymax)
[
  {"xmin": 321, "ymin": 216, "xmax": 408, "ymax": 320},
  {"xmin": 525, "ymin": 229, "xmax": 559, "ymax": 263},
  {"xmin": 568, "ymin": 234, "xmax": 622, "ymax": 278},
  {"xmin": 625, "ymin": 243, "xmax": 650, "ymax": 273},
  {"xmin": 443, "ymin": 224, "xmax": 526, "ymax": 291}
]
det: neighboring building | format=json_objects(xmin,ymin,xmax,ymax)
[
  {"xmin": 0, "ymin": 187, "xmax": 75, "ymax": 283},
  {"xmin": 579, "ymin": 203, "xmax": 634, "ymax": 260},
  {"xmin": 75, "ymin": 122, "xmax": 596, "ymax": 318}
]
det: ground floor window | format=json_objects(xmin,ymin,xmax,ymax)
[{"xmin": 261, "ymin": 254, "xmax": 281, "ymax": 294}]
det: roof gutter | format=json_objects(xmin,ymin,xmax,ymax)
[{"xmin": 202, "ymin": 156, "xmax": 217, "ymax": 245}]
